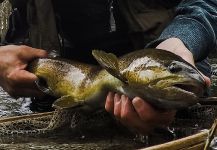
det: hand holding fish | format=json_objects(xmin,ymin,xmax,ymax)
[
  {"xmin": 2, "ymin": 43, "xmax": 204, "ymax": 135},
  {"xmin": 105, "ymin": 38, "xmax": 210, "ymax": 134},
  {"xmin": 0, "ymin": 45, "xmax": 47, "ymax": 97},
  {"xmin": 105, "ymin": 92, "xmax": 176, "ymax": 134}
]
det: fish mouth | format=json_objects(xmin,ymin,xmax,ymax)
[{"xmin": 172, "ymin": 81, "xmax": 205, "ymax": 97}]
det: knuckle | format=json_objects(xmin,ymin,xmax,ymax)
[
  {"xmin": 6, "ymin": 72, "xmax": 15, "ymax": 81},
  {"xmin": 18, "ymin": 45, "xmax": 29, "ymax": 53},
  {"xmin": 19, "ymin": 45, "xmax": 28, "ymax": 50}
]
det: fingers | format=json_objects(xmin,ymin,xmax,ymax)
[
  {"xmin": 0, "ymin": 45, "xmax": 48, "ymax": 98},
  {"xmin": 105, "ymin": 92, "xmax": 114, "ymax": 113},
  {"xmin": 119, "ymin": 95, "xmax": 152, "ymax": 133},
  {"xmin": 5, "ymin": 69, "xmax": 44, "ymax": 97},
  {"xmin": 105, "ymin": 93, "xmax": 176, "ymax": 134},
  {"xmin": 17, "ymin": 45, "xmax": 48, "ymax": 61},
  {"xmin": 7, "ymin": 69, "xmax": 37, "ymax": 87},
  {"xmin": 113, "ymin": 94, "xmax": 122, "ymax": 119},
  {"xmin": 133, "ymin": 97, "xmax": 176, "ymax": 126}
]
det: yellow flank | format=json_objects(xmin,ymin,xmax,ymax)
[{"xmin": 60, "ymin": 70, "xmax": 122, "ymax": 102}]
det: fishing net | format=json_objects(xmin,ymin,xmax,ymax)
[
  {"xmin": 170, "ymin": 104, "xmax": 217, "ymax": 139},
  {"xmin": 0, "ymin": 0, "xmax": 216, "ymax": 148},
  {"xmin": 169, "ymin": 62, "xmax": 217, "ymax": 139}
]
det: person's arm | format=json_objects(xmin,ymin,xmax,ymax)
[
  {"xmin": 148, "ymin": 0, "xmax": 217, "ymax": 62},
  {"xmin": 0, "ymin": 45, "xmax": 47, "ymax": 97},
  {"xmin": 105, "ymin": 0, "xmax": 216, "ymax": 134}
]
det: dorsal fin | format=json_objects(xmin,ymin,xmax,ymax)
[{"xmin": 92, "ymin": 50, "xmax": 127, "ymax": 83}]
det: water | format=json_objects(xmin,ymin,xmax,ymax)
[{"xmin": 0, "ymin": 87, "xmax": 32, "ymax": 117}]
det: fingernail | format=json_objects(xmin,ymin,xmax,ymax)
[
  {"xmin": 114, "ymin": 93, "xmax": 121, "ymax": 103},
  {"xmin": 107, "ymin": 92, "xmax": 114, "ymax": 99},
  {"xmin": 132, "ymin": 97, "xmax": 143, "ymax": 109}
]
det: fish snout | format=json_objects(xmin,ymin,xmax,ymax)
[
  {"xmin": 168, "ymin": 61, "xmax": 206, "ymax": 97},
  {"xmin": 168, "ymin": 61, "xmax": 205, "ymax": 85}
]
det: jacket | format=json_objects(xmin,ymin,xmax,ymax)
[{"xmin": 3, "ymin": 0, "xmax": 217, "ymax": 74}]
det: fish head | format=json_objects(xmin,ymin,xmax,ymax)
[
  {"xmin": 119, "ymin": 49, "xmax": 206, "ymax": 109},
  {"xmin": 28, "ymin": 58, "xmax": 72, "ymax": 98}
]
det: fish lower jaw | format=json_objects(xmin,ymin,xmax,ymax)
[{"xmin": 170, "ymin": 84, "xmax": 202, "ymax": 98}]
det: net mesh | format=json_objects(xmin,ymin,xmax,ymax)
[
  {"xmin": 170, "ymin": 105, "xmax": 217, "ymax": 138},
  {"xmin": 0, "ymin": 0, "xmax": 216, "ymax": 148}
]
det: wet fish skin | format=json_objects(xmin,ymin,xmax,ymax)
[
  {"xmin": 0, "ymin": 48, "xmax": 205, "ymax": 137},
  {"xmin": 29, "ymin": 58, "xmax": 122, "ymax": 111},
  {"xmin": 28, "ymin": 48, "xmax": 206, "ymax": 110}
]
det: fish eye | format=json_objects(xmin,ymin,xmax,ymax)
[{"xmin": 168, "ymin": 62, "xmax": 182, "ymax": 73}]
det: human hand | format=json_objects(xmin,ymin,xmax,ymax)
[
  {"xmin": 105, "ymin": 92, "xmax": 176, "ymax": 134},
  {"xmin": 105, "ymin": 38, "xmax": 210, "ymax": 135},
  {"xmin": 156, "ymin": 37, "xmax": 211, "ymax": 87},
  {"xmin": 0, "ymin": 45, "xmax": 47, "ymax": 97}
]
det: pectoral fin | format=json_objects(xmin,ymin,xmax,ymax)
[
  {"xmin": 52, "ymin": 95, "xmax": 82, "ymax": 109},
  {"xmin": 92, "ymin": 50, "xmax": 127, "ymax": 83}
]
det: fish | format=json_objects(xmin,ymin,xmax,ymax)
[
  {"xmin": 0, "ymin": 48, "xmax": 206, "ymax": 136},
  {"xmin": 29, "ymin": 48, "xmax": 206, "ymax": 110}
]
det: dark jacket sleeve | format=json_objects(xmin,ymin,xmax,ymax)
[
  {"xmin": 147, "ymin": 0, "xmax": 217, "ymax": 62},
  {"xmin": 3, "ymin": 0, "xmax": 28, "ymax": 44}
]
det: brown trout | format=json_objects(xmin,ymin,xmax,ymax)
[
  {"xmin": 0, "ymin": 48, "xmax": 206, "ymax": 136},
  {"xmin": 29, "ymin": 48, "xmax": 206, "ymax": 110}
]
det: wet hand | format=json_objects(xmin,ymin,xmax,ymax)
[
  {"xmin": 0, "ymin": 45, "xmax": 47, "ymax": 97},
  {"xmin": 156, "ymin": 38, "xmax": 211, "ymax": 87},
  {"xmin": 105, "ymin": 92, "xmax": 176, "ymax": 135}
]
